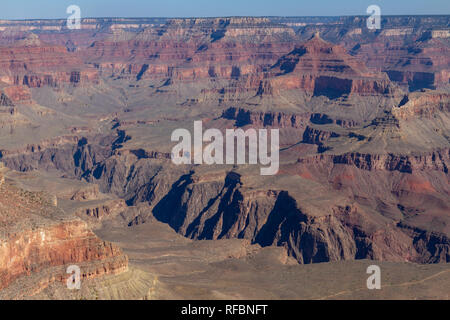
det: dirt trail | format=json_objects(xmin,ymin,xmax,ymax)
[{"xmin": 316, "ymin": 269, "xmax": 450, "ymax": 300}]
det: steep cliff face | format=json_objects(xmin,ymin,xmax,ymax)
[
  {"xmin": 266, "ymin": 33, "xmax": 394, "ymax": 98},
  {"xmin": 84, "ymin": 17, "xmax": 296, "ymax": 82},
  {"xmin": 0, "ymin": 16, "xmax": 447, "ymax": 94},
  {"xmin": 222, "ymin": 107, "xmax": 310, "ymax": 129},
  {"xmin": 302, "ymin": 126, "xmax": 340, "ymax": 147},
  {"xmin": 30, "ymin": 139, "xmax": 442, "ymax": 265},
  {"xmin": 0, "ymin": 34, "xmax": 98, "ymax": 88},
  {"xmin": 0, "ymin": 221, "xmax": 128, "ymax": 292},
  {"xmin": 297, "ymin": 149, "xmax": 449, "ymax": 174},
  {"xmin": 126, "ymin": 169, "xmax": 449, "ymax": 264},
  {"xmin": 140, "ymin": 174, "xmax": 359, "ymax": 264},
  {"xmin": 0, "ymin": 93, "xmax": 13, "ymax": 107},
  {"xmin": 295, "ymin": 16, "xmax": 450, "ymax": 91},
  {"xmin": 392, "ymin": 91, "xmax": 450, "ymax": 120},
  {"xmin": 355, "ymin": 38, "xmax": 449, "ymax": 91},
  {"xmin": 0, "ymin": 86, "xmax": 32, "ymax": 104},
  {"xmin": 1, "ymin": 125, "xmax": 448, "ymax": 266},
  {"xmin": 75, "ymin": 199, "xmax": 128, "ymax": 220},
  {"xmin": 0, "ymin": 134, "xmax": 115, "ymax": 174},
  {"xmin": 0, "ymin": 169, "xmax": 128, "ymax": 296}
]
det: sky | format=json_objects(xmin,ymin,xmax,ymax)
[{"xmin": 1, "ymin": 0, "xmax": 449, "ymax": 20}]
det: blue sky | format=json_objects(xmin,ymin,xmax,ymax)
[{"xmin": 1, "ymin": 0, "xmax": 449, "ymax": 19}]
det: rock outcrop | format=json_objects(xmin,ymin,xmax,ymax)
[
  {"xmin": 0, "ymin": 172, "xmax": 128, "ymax": 297},
  {"xmin": 0, "ymin": 34, "xmax": 98, "ymax": 88},
  {"xmin": 222, "ymin": 107, "xmax": 310, "ymax": 129},
  {"xmin": 85, "ymin": 17, "xmax": 296, "ymax": 82},
  {"xmin": 393, "ymin": 91, "xmax": 450, "ymax": 120},
  {"xmin": 265, "ymin": 33, "xmax": 394, "ymax": 98}
]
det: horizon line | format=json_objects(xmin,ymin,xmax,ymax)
[{"xmin": 1, "ymin": 14, "xmax": 449, "ymax": 22}]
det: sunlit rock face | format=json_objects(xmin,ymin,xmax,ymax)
[{"xmin": 0, "ymin": 175, "xmax": 128, "ymax": 298}]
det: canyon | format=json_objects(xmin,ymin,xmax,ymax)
[{"xmin": 0, "ymin": 15, "xmax": 448, "ymax": 299}]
